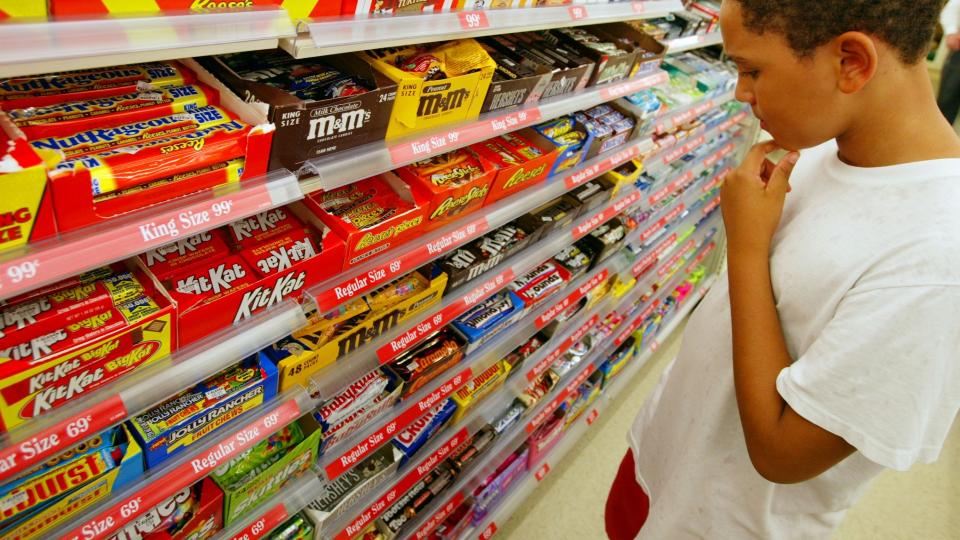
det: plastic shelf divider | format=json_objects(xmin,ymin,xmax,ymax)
[
  {"xmin": 283, "ymin": 1, "xmax": 684, "ymax": 58},
  {"xmin": 0, "ymin": 9, "xmax": 296, "ymax": 78}
]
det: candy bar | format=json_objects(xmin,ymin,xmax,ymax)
[
  {"xmin": 165, "ymin": 255, "xmax": 257, "ymax": 311},
  {"xmin": 0, "ymin": 270, "xmax": 143, "ymax": 349},
  {"xmin": 314, "ymin": 185, "xmax": 378, "ymax": 217},
  {"xmin": 451, "ymin": 360, "xmax": 511, "ymax": 423},
  {"xmin": 502, "ymin": 332, "xmax": 547, "ymax": 372},
  {"xmin": 510, "ymin": 261, "xmax": 558, "ymax": 291},
  {"xmin": 405, "ymin": 149, "xmax": 485, "ymax": 187},
  {"xmin": 267, "ymin": 512, "xmax": 314, "ymax": 540},
  {"xmin": 392, "ymin": 398, "xmax": 457, "ymax": 463},
  {"xmin": 388, "ymin": 331, "xmax": 465, "ymax": 398},
  {"xmin": 452, "ymin": 290, "xmax": 525, "ymax": 353},
  {"xmin": 140, "ymin": 229, "xmax": 231, "ymax": 280},
  {"xmin": 51, "ymin": 116, "xmax": 251, "ymax": 197},
  {"xmin": 519, "ymin": 370, "xmax": 559, "ymax": 408},
  {"xmin": 31, "ymin": 105, "xmax": 232, "ymax": 162},
  {"xmin": 321, "ymin": 385, "xmax": 400, "ymax": 451},
  {"xmin": 315, "ymin": 367, "xmax": 392, "ymax": 430},
  {"xmin": 471, "ymin": 444, "xmax": 529, "ymax": 525},
  {"xmin": 341, "ymin": 200, "xmax": 398, "ymax": 230},
  {"xmin": 239, "ymin": 229, "xmax": 320, "ymax": 278},
  {"xmin": 515, "ymin": 266, "xmax": 568, "ymax": 306},
  {"xmin": 11, "ymin": 83, "xmax": 218, "ymax": 137},
  {"xmin": 227, "ymin": 208, "xmax": 303, "ymax": 249},
  {"xmin": 0, "ymin": 61, "xmax": 194, "ymax": 110},
  {"xmin": 537, "ymin": 117, "xmax": 573, "ymax": 138},
  {"xmin": 93, "ymin": 157, "xmax": 245, "ymax": 205},
  {"xmin": 555, "ymin": 244, "xmax": 594, "ymax": 278},
  {"xmin": 0, "ymin": 295, "xmax": 160, "ymax": 363},
  {"xmin": 366, "ymin": 272, "xmax": 429, "ymax": 314},
  {"xmin": 492, "ymin": 400, "xmax": 526, "ymax": 435},
  {"xmin": 449, "ymin": 425, "xmax": 496, "ymax": 472}
]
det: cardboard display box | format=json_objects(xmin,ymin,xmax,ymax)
[
  {"xmin": 471, "ymin": 128, "xmax": 562, "ymax": 205},
  {"xmin": 198, "ymin": 52, "xmax": 397, "ymax": 175}
]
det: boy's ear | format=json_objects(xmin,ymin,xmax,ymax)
[{"xmin": 832, "ymin": 32, "xmax": 878, "ymax": 94}]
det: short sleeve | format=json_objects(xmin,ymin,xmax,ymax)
[{"xmin": 776, "ymin": 285, "xmax": 960, "ymax": 471}]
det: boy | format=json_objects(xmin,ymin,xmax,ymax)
[{"xmin": 605, "ymin": 1, "xmax": 960, "ymax": 538}]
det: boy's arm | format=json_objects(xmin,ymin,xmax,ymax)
[{"xmin": 721, "ymin": 142, "xmax": 855, "ymax": 485}]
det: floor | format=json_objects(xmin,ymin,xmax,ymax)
[{"xmin": 498, "ymin": 316, "xmax": 960, "ymax": 539}]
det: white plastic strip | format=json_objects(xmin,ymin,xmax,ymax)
[
  {"xmin": 0, "ymin": 9, "xmax": 296, "ymax": 78},
  {"xmin": 284, "ymin": 1, "xmax": 683, "ymax": 58}
]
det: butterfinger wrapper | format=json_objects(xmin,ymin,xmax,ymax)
[{"xmin": 537, "ymin": 117, "xmax": 573, "ymax": 138}]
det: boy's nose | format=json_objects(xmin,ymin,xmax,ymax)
[{"xmin": 735, "ymin": 79, "xmax": 756, "ymax": 106}]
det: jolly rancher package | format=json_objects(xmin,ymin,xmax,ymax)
[{"xmin": 0, "ymin": 262, "xmax": 175, "ymax": 432}]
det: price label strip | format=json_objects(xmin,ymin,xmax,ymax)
[
  {"xmin": 479, "ymin": 522, "xmax": 498, "ymax": 540},
  {"xmin": 414, "ymin": 490, "xmax": 465, "ymax": 540},
  {"xmin": 314, "ymin": 216, "xmax": 490, "ymax": 311},
  {"xmin": 229, "ymin": 503, "xmax": 289, "ymax": 540},
  {"xmin": 0, "ymin": 395, "xmax": 128, "ymax": 484},
  {"xmin": 60, "ymin": 399, "xmax": 303, "ymax": 540},
  {"xmin": 457, "ymin": 10, "xmax": 490, "ymax": 30},
  {"xmin": 0, "ymin": 174, "xmax": 299, "ymax": 301}
]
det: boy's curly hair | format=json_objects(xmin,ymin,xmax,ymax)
[{"xmin": 734, "ymin": 0, "xmax": 947, "ymax": 64}]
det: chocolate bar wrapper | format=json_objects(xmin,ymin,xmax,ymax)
[
  {"xmin": 514, "ymin": 263, "xmax": 570, "ymax": 308},
  {"xmin": 518, "ymin": 370, "xmax": 559, "ymax": 408},
  {"xmin": 529, "ymin": 195, "xmax": 580, "ymax": 235},
  {"xmin": 31, "ymin": 105, "xmax": 233, "ymax": 162},
  {"xmin": 0, "ymin": 270, "xmax": 144, "ymax": 351},
  {"xmin": 387, "ymin": 331, "xmax": 466, "ymax": 399},
  {"xmin": 91, "ymin": 157, "xmax": 244, "ymax": 204},
  {"xmin": 50, "ymin": 116, "xmax": 251, "ymax": 196},
  {"xmin": 0, "ymin": 267, "xmax": 116, "ymax": 310},
  {"xmin": 140, "ymin": 229, "xmax": 231, "ymax": 280},
  {"xmin": 12, "ymin": 83, "xmax": 218, "ymax": 138},
  {"xmin": 314, "ymin": 367, "xmax": 392, "ymax": 431},
  {"xmin": 239, "ymin": 229, "xmax": 320, "ymax": 279},
  {"xmin": 402, "ymin": 149, "xmax": 486, "ymax": 187},
  {"xmin": 554, "ymin": 243, "xmax": 596, "ymax": 280},
  {"xmin": 451, "ymin": 290, "xmax": 525, "ymax": 354},
  {"xmin": 366, "ymin": 272, "xmax": 429, "ymax": 314},
  {"xmin": 164, "ymin": 255, "xmax": 258, "ymax": 311},
  {"xmin": 321, "ymin": 383, "xmax": 403, "ymax": 452},
  {"xmin": 509, "ymin": 261, "xmax": 559, "ymax": 292},
  {"xmin": 451, "ymin": 360, "xmax": 511, "ymax": 423},
  {"xmin": 502, "ymin": 332, "xmax": 547, "ymax": 373},
  {"xmin": 569, "ymin": 177, "xmax": 614, "ymax": 216},
  {"xmin": 227, "ymin": 208, "xmax": 304, "ymax": 250},
  {"xmin": 0, "ymin": 61, "xmax": 194, "ymax": 110},
  {"xmin": 492, "ymin": 399, "xmax": 526, "ymax": 435},
  {"xmin": 0, "ymin": 295, "xmax": 160, "ymax": 363},
  {"xmin": 391, "ymin": 398, "xmax": 457, "ymax": 464}
]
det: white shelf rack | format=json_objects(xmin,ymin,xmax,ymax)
[
  {"xmin": 0, "ymin": 9, "xmax": 296, "ymax": 78},
  {"xmin": 280, "ymin": 1, "xmax": 684, "ymax": 58}
]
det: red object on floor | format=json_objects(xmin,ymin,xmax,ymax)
[{"xmin": 605, "ymin": 449, "xmax": 650, "ymax": 540}]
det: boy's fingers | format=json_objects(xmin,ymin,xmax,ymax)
[
  {"xmin": 766, "ymin": 152, "xmax": 800, "ymax": 194},
  {"xmin": 742, "ymin": 140, "xmax": 783, "ymax": 173}
]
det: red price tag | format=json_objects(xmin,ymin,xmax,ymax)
[
  {"xmin": 568, "ymin": 5, "xmax": 588, "ymax": 20},
  {"xmin": 0, "ymin": 394, "xmax": 127, "ymax": 484},
  {"xmin": 535, "ymin": 270, "xmax": 608, "ymax": 328},
  {"xmin": 563, "ymin": 162, "xmax": 603, "ymax": 190},
  {"xmin": 0, "ymin": 185, "xmax": 276, "ymax": 300},
  {"xmin": 586, "ymin": 408, "xmax": 600, "ymax": 425},
  {"xmin": 703, "ymin": 196, "xmax": 721, "ymax": 215},
  {"xmin": 479, "ymin": 522, "xmax": 498, "ymax": 540},
  {"xmin": 231, "ymin": 503, "xmax": 289, "ymax": 540},
  {"xmin": 535, "ymin": 462, "xmax": 551, "ymax": 481},
  {"xmin": 325, "ymin": 368, "xmax": 471, "ymax": 479},
  {"xmin": 457, "ymin": 10, "xmax": 490, "ymax": 29},
  {"xmin": 414, "ymin": 491, "xmax": 465, "ymax": 539},
  {"xmin": 316, "ymin": 217, "xmax": 489, "ymax": 311},
  {"xmin": 60, "ymin": 400, "xmax": 302, "ymax": 540}
]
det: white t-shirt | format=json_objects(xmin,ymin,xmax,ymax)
[{"xmin": 628, "ymin": 140, "xmax": 960, "ymax": 539}]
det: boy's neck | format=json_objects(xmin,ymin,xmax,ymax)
[{"xmin": 835, "ymin": 63, "xmax": 960, "ymax": 168}]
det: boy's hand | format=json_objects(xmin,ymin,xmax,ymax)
[{"xmin": 720, "ymin": 141, "xmax": 799, "ymax": 256}]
